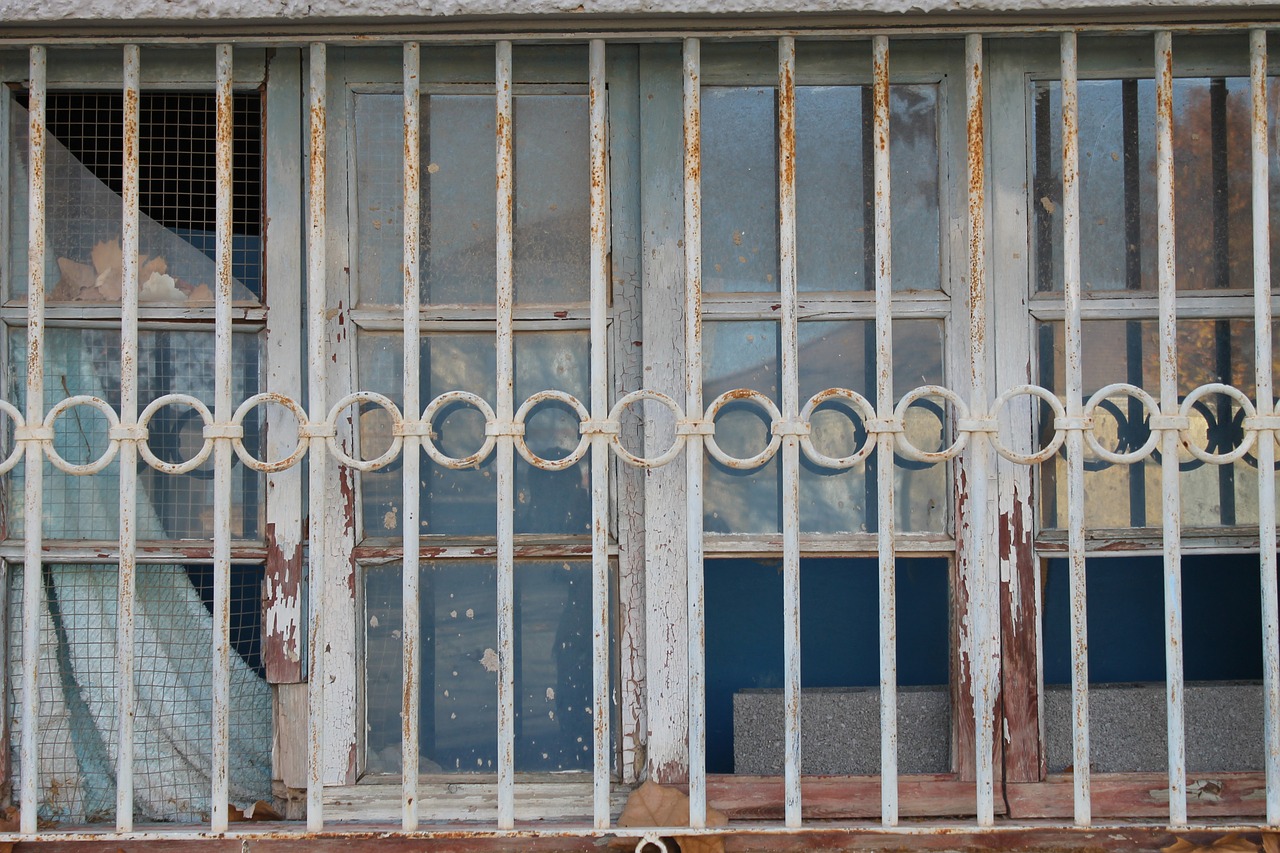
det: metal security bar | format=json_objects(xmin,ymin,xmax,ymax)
[{"xmin": 2, "ymin": 26, "xmax": 1280, "ymax": 847}]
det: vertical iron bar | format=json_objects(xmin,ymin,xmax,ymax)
[
  {"xmin": 1154, "ymin": 29, "xmax": 1188, "ymax": 827},
  {"xmin": 401, "ymin": 40, "xmax": 422, "ymax": 832},
  {"xmin": 116, "ymin": 43, "xmax": 141, "ymax": 834},
  {"xmin": 1060, "ymin": 30, "xmax": 1092, "ymax": 828},
  {"xmin": 871, "ymin": 34, "xmax": 898, "ymax": 829},
  {"xmin": 965, "ymin": 32, "xmax": 996, "ymax": 828},
  {"xmin": 20, "ymin": 45, "xmax": 45, "ymax": 837},
  {"xmin": 683, "ymin": 36, "xmax": 708, "ymax": 830},
  {"xmin": 588, "ymin": 38, "xmax": 612, "ymax": 831},
  {"xmin": 495, "ymin": 40, "xmax": 516, "ymax": 831},
  {"xmin": 306, "ymin": 41, "xmax": 328, "ymax": 833},
  {"xmin": 777, "ymin": 34, "xmax": 802, "ymax": 830},
  {"xmin": 1251, "ymin": 27, "xmax": 1280, "ymax": 828}
]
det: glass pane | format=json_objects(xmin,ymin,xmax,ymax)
[
  {"xmin": 1041, "ymin": 554, "xmax": 1275, "ymax": 772},
  {"xmin": 1031, "ymin": 77, "xmax": 1280, "ymax": 293},
  {"xmin": 703, "ymin": 319, "xmax": 947, "ymax": 534},
  {"xmin": 354, "ymin": 92, "xmax": 589, "ymax": 306},
  {"xmin": 703, "ymin": 84, "xmax": 941, "ymax": 294},
  {"xmin": 1037, "ymin": 319, "xmax": 1280, "ymax": 528},
  {"xmin": 358, "ymin": 331, "xmax": 591, "ymax": 537},
  {"xmin": 8, "ymin": 92, "xmax": 262, "ymax": 303},
  {"xmin": 5, "ymin": 328, "xmax": 264, "ymax": 540},
  {"xmin": 707, "ymin": 556, "xmax": 949, "ymax": 774},
  {"xmin": 8, "ymin": 562, "xmax": 271, "ymax": 823},
  {"xmin": 364, "ymin": 559, "xmax": 602, "ymax": 775}
]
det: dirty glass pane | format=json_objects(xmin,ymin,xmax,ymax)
[
  {"xmin": 702, "ymin": 84, "xmax": 940, "ymax": 294},
  {"xmin": 354, "ymin": 92, "xmax": 589, "ymax": 307},
  {"xmin": 364, "ymin": 559, "xmax": 602, "ymax": 775},
  {"xmin": 702, "ymin": 319, "xmax": 947, "ymax": 534},
  {"xmin": 5, "ymin": 328, "xmax": 264, "ymax": 540},
  {"xmin": 1031, "ymin": 77, "xmax": 1280, "ymax": 293},
  {"xmin": 357, "ymin": 330, "xmax": 591, "ymax": 537},
  {"xmin": 8, "ymin": 92, "xmax": 263, "ymax": 303},
  {"xmin": 1037, "ymin": 319, "xmax": 1280, "ymax": 529}
]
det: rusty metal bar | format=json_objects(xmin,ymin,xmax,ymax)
[
  {"xmin": 587, "ymin": 37, "xmax": 611, "ymax": 831},
  {"xmin": 1060, "ymin": 30, "xmax": 1092, "ymax": 828},
  {"xmin": 306, "ymin": 40, "xmax": 329, "ymax": 833},
  {"xmin": 115, "ymin": 43, "xmax": 142, "ymax": 834},
  {"xmin": 20, "ymin": 44, "xmax": 46, "ymax": 837},
  {"xmin": 683, "ymin": 35, "xmax": 708, "ymax": 830},
  {"xmin": 1251, "ymin": 27, "xmax": 1280, "ymax": 828},
  {"xmin": 777, "ymin": 34, "xmax": 803, "ymax": 830},
  {"xmin": 964, "ymin": 32, "xmax": 996, "ymax": 828},
  {"xmin": 209, "ymin": 42, "xmax": 235, "ymax": 834},
  {"xmin": 871, "ymin": 34, "xmax": 898, "ymax": 829},
  {"xmin": 401, "ymin": 39, "xmax": 422, "ymax": 832},
  {"xmin": 1154, "ymin": 29, "xmax": 1188, "ymax": 827},
  {"xmin": 494, "ymin": 39, "xmax": 516, "ymax": 831}
]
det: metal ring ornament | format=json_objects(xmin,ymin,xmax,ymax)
[
  {"xmin": 1179, "ymin": 382, "xmax": 1257, "ymax": 465},
  {"xmin": 635, "ymin": 834, "xmax": 668, "ymax": 853},
  {"xmin": 892, "ymin": 385, "xmax": 969, "ymax": 463},
  {"xmin": 231, "ymin": 392, "xmax": 310, "ymax": 473},
  {"xmin": 1082, "ymin": 383, "xmax": 1161, "ymax": 465},
  {"xmin": 137, "ymin": 393, "xmax": 215, "ymax": 474},
  {"xmin": 0, "ymin": 399, "xmax": 25, "ymax": 476},
  {"xmin": 703, "ymin": 389, "xmax": 783, "ymax": 470},
  {"xmin": 421, "ymin": 391, "xmax": 498, "ymax": 469},
  {"xmin": 606, "ymin": 389, "xmax": 686, "ymax": 469},
  {"xmin": 990, "ymin": 384, "xmax": 1067, "ymax": 465},
  {"xmin": 43, "ymin": 395, "xmax": 121, "ymax": 475},
  {"xmin": 798, "ymin": 387, "xmax": 876, "ymax": 469},
  {"xmin": 326, "ymin": 391, "xmax": 405, "ymax": 472},
  {"xmin": 513, "ymin": 390, "xmax": 591, "ymax": 471}
]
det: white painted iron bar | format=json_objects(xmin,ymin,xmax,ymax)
[
  {"xmin": 683, "ymin": 35, "xmax": 708, "ymax": 831},
  {"xmin": 209, "ymin": 42, "xmax": 235, "ymax": 834},
  {"xmin": 20, "ymin": 44, "xmax": 46, "ymax": 837},
  {"xmin": 587, "ymin": 37, "xmax": 611, "ymax": 831},
  {"xmin": 965, "ymin": 32, "xmax": 996, "ymax": 828},
  {"xmin": 306, "ymin": 40, "xmax": 329, "ymax": 833},
  {"xmin": 777, "ymin": 34, "xmax": 803, "ymax": 830},
  {"xmin": 495, "ymin": 39, "xmax": 517, "ymax": 831},
  {"xmin": 1250, "ymin": 27, "xmax": 1280, "ymax": 828},
  {"xmin": 116, "ymin": 43, "xmax": 141, "ymax": 834},
  {"xmin": 871, "ymin": 34, "xmax": 899, "ymax": 829},
  {"xmin": 1154, "ymin": 29, "xmax": 1188, "ymax": 827},
  {"xmin": 401, "ymin": 40, "xmax": 422, "ymax": 832},
  {"xmin": 1060, "ymin": 30, "xmax": 1092, "ymax": 829}
]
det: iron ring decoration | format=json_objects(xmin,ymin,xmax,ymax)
[
  {"xmin": 990, "ymin": 384, "xmax": 1067, "ymax": 465},
  {"xmin": 634, "ymin": 834, "xmax": 668, "ymax": 853},
  {"xmin": 1082, "ymin": 383, "xmax": 1161, "ymax": 465},
  {"xmin": 421, "ymin": 391, "xmax": 498, "ymax": 470},
  {"xmin": 702, "ymin": 388, "xmax": 783, "ymax": 470},
  {"xmin": 232, "ymin": 392, "xmax": 310, "ymax": 474},
  {"xmin": 892, "ymin": 385, "xmax": 969, "ymax": 463},
  {"xmin": 326, "ymin": 391, "xmax": 404, "ymax": 472},
  {"xmin": 513, "ymin": 390, "xmax": 591, "ymax": 471},
  {"xmin": 1177, "ymin": 383, "xmax": 1257, "ymax": 465},
  {"xmin": 137, "ymin": 393, "xmax": 215, "ymax": 475},
  {"xmin": 797, "ymin": 387, "xmax": 877, "ymax": 469},
  {"xmin": 0, "ymin": 400, "xmax": 25, "ymax": 476},
  {"xmin": 43, "ymin": 395, "xmax": 122, "ymax": 475},
  {"xmin": 606, "ymin": 389, "xmax": 687, "ymax": 469}
]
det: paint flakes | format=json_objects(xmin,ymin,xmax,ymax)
[{"xmin": 481, "ymin": 648, "xmax": 499, "ymax": 672}]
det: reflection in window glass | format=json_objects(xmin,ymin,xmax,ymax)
[
  {"xmin": 1031, "ymin": 77, "xmax": 1280, "ymax": 293},
  {"xmin": 358, "ymin": 331, "xmax": 591, "ymax": 537},
  {"xmin": 364, "ymin": 560, "xmax": 601, "ymax": 775},
  {"xmin": 1037, "ymin": 319, "xmax": 1280, "ymax": 528},
  {"xmin": 701, "ymin": 84, "xmax": 940, "ymax": 294},
  {"xmin": 702, "ymin": 320, "xmax": 947, "ymax": 534},
  {"xmin": 354, "ymin": 92, "xmax": 589, "ymax": 306}
]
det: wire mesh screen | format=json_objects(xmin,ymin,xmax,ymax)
[{"xmin": 7, "ymin": 562, "xmax": 272, "ymax": 824}]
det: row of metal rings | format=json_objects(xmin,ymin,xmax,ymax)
[{"xmin": 0, "ymin": 381, "xmax": 1276, "ymax": 477}]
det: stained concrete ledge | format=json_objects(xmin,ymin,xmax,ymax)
[
  {"xmin": 1043, "ymin": 681, "xmax": 1264, "ymax": 773},
  {"xmin": 734, "ymin": 685, "xmax": 949, "ymax": 775}
]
